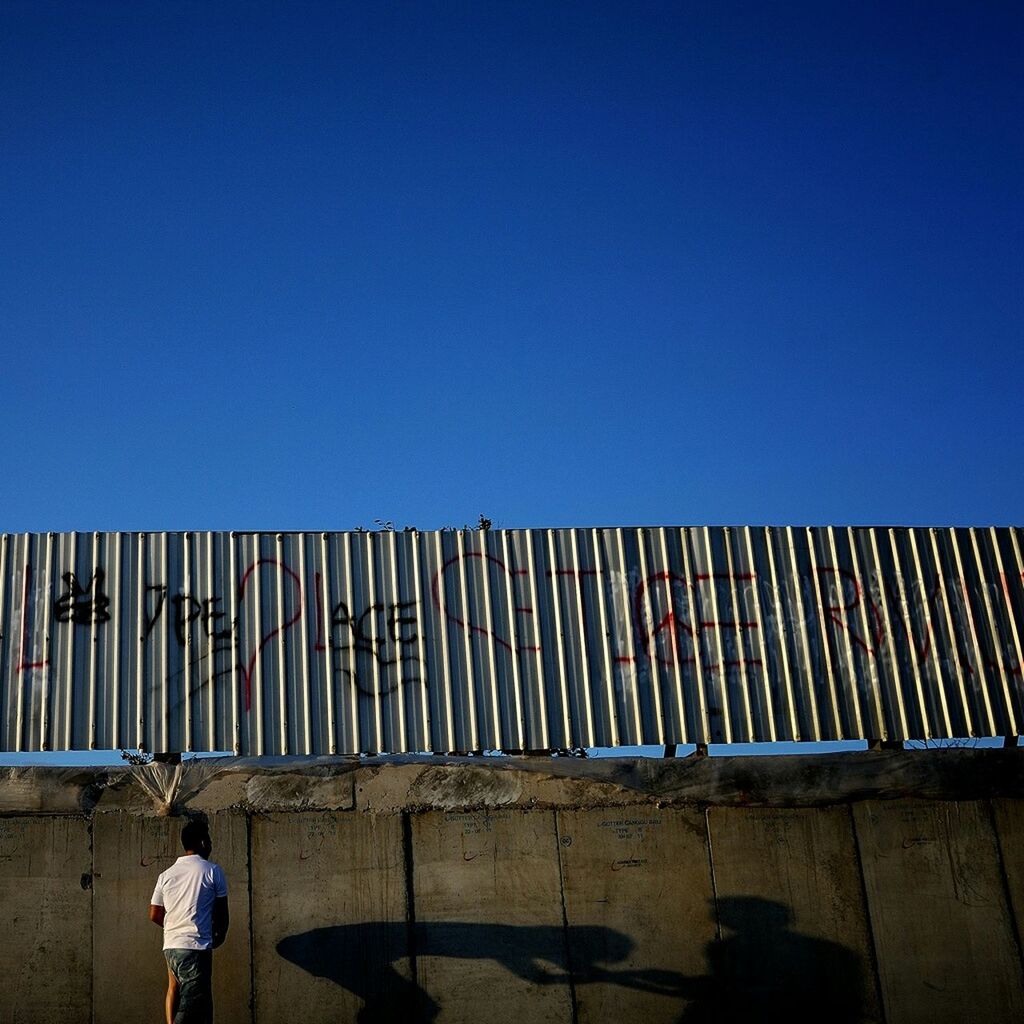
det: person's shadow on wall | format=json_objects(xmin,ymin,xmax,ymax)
[
  {"xmin": 277, "ymin": 897, "xmax": 867, "ymax": 1023},
  {"xmin": 277, "ymin": 921, "xmax": 681, "ymax": 1022},
  {"xmin": 678, "ymin": 897, "xmax": 866, "ymax": 1024}
]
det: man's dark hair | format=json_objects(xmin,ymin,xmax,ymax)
[{"xmin": 181, "ymin": 820, "xmax": 210, "ymax": 852}]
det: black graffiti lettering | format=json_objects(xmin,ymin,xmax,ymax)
[
  {"xmin": 201, "ymin": 598, "xmax": 232, "ymax": 644},
  {"xmin": 329, "ymin": 599, "xmax": 425, "ymax": 689},
  {"xmin": 331, "ymin": 600, "xmax": 378, "ymax": 657},
  {"xmin": 144, "ymin": 586, "xmax": 234, "ymax": 649},
  {"xmin": 330, "ymin": 600, "xmax": 362, "ymax": 652},
  {"xmin": 331, "ymin": 600, "xmax": 353, "ymax": 630},
  {"xmin": 355, "ymin": 603, "xmax": 381, "ymax": 656},
  {"xmin": 54, "ymin": 570, "xmax": 111, "ymax": 625},
  {"xmin": 379, "ymin": 602, "xmax": 420, "ymax": 669},
  {"xmin": 337, "ymin": 665, "xmax": 424, "ymax": 698},
  {"xmin": 143, "ymin": 585, "xmax": 168, "ymax": 639},
  {"xmin": 377, "ymin": 650, "xmax": 425, "ymax": 669},
  {"xmin": 388, "ymin": 601, "xmax": 418, "ymax": 646},
  {"xmin": 331, "ymin": 600, "xmax": 420, "ymax": 659},
  {"xmin": 171, "ymin": 593, "xmax": 202, "ymax": 646},
  {"xmin": 163, "ymin": 654, "xmax": 236, "ymax": 720}
]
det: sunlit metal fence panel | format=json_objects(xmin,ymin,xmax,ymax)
[{"xmin": 1, "ymin": 527, "xmax": 1021, "ymax": 753}]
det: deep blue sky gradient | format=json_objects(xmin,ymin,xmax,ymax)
[{"xmin": 2, "ymin": 1, "xmax": 1021, "ymax": 533}]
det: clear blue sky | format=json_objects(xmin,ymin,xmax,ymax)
[{"xmin": 1, "ymin": 1, "xmax": 1021, "ymax": 534}]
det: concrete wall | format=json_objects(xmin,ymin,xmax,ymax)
[{"xmin": 1, "ymin": 751, "xmax": 1023, "ymax": 1023}]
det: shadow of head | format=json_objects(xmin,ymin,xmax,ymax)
[
  {"xmin": 715, "ymin": 896, "xmax": 792, "ymax": 933},
  {"xmin": 680, "ymin": 897, "xmax": 865, "ymax": 1024}
]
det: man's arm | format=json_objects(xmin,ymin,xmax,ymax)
[
  {"xmin": 150, "ymin": 874, "xmax": 165, "ymax": 928},
  {"xmin": 212, "ymin": 896, "xmax": 229, "ymax": 949}
]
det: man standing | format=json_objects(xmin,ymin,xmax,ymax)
[{"xmin": 148, "ymin": 820, "xmax": 229, "ymax": 1024}]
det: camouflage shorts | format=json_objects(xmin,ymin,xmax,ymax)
[{"xmin": 164, "ymin": 948, "xmax": 213, "ymax": 1024}]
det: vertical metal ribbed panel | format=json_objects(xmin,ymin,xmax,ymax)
[{"xmin": 0, "ymin": 527, "xmax": 1022, "ymax": 753}]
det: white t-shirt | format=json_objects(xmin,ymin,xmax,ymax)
[{"xmin": 150, "ymin": 855, "xmax": 228, "ymax": 951}]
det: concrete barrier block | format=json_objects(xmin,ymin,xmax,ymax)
[
  {"xmin": 0, "ymin": 816, "xmax": 92, "ymax": 1023},
  {"xmin": 992, "ymin": 798, "xmax": 1024, "ymax": 951},
  {"xmin": 411, "ymin": 809, "xmax": 571, "ymax": 1024},
  {"xmin": 854, "ymin": 799, "xmax": 1024, "ymax": 1023},
  {"xmin": 707, "ymin": 806, "xmax": 882, "ymax": 1023},
  {"xmin": 253, "ymin": 811, "xmax": 409, "ymax": 1023},
  {"xmin": 0, "ymin": 767, "xmax": 102, "ymax": 814},
  {"xmin": 92, "ymin": 812, "xmax": 251, "ymax": 1024},
  {"xmin": 556, "ymin": 806, "xmax": 715, "ymax": 1024}
]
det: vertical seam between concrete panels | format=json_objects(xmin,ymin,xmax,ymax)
[
  {"xmin": 553, "ymin": 812, "xmax": 579, "ymax": 1024},
  {"xmin": 402, "ymin": 813, "xmax": 420, "ymax": 998},
  {"xmin": 849, "ymin": 803, "xmax": 888, "ymax": 1024},
  {"xmin": 985, "ymin": 799, "xmax": 1024, "ymax": 984},
  {"xmin": 704, "ymin": 807, "xmax": 722, "ymax": 942},
  {"xmin": 246, "ymin": 814, "xmax": 256, "ymax": 1024}
]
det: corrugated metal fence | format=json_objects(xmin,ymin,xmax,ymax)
[{"xmin": 1, "ymin": 527, "xmax": 1022, "ymax": 754}]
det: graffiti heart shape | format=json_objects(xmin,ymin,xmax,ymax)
[
  {"xmin": 431, "ymin": 551, "xmax": 538, "ymax": 654},
  {"xmin": 238, "ymin": 558, "xmax": 303, "ymax": 711}
]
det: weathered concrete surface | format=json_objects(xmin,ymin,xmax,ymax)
[
  {"xmin": 5, "ymin": 754, "xmax": 1024, "ymax": 1023},
  {"xmin": 412, "ymin": 809, "xmax": 571, "ymax": 1024},
  {"xmin": 253, "ymin": 812, "xmax": 408, "ymax": 1023},
  {"xmin": 4, "ymin": 748, "xmax": 1023, "ymax": 816},
  {"xmin": 992, "ymin": 797, "xmax": 1024, "ymax": 956},
  {"xmin": 0, "ymin": 816, "xmax": 92, "ymax": 1023},
  {"xmin": 854, "ymin": 799, "xmax": 1024, "ymax": 1023},
  {"xmin": 354, "ymin": 747, "xmax": 1024, "ymax": 815},
  {"xmin": 354, "ymin": 761, "xmax": 643, "ymax": 813},
  {"xmin": 93, "ymin": 757, "xmax": 356, "ymax": 815},
  {"xmin": 0, "ymin": 767, "xmax": 105, "ymax": 813},
  {"xmin": 556, "ymin": 806, "xmax": 715, "ymax": 1024},
  {"xmin": 92, "ymin": 811, "xmax": 251, "ymax": 1024},
  {"xmin": 708, "ymin": 806, "xmax": 883, "ymax": 1023}
]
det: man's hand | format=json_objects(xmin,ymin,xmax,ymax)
[
  {"xmin": 148, "ymin": 904, "xmax": 166, "ymax": 928},
  {"xmin": 212, "ymin": 896, "xmax": 229, "ymax": 949}
]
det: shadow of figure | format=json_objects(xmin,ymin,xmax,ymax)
[
  {"xmin": 279, "ymin": 898, "xmax": 868, "ymax": 1024},
  {"xmin": 278, "ymin": 922, "xmax": 686, "ymax": 1023},
  {"xmin": 678, "ymin": 897, "xmax": 867, "ymax": 1024}
]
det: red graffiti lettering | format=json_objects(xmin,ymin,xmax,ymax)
[
  {"xmin": 16, "ymin": 565, "xmax": 50, "ymax": 673},
  {"xmin": 633, "ymin": 571, "xmax": 761, "ymax": 674},
  {"xmin": 238, "ymin": 559, "xmax": 303, "ymax": 711},
  {"xmin": 816, "ymin": 566, "xmax": 880, "ymax": 657},
  {"xmin": 431, "ymin": 553, "xmax": 538, "ymax": 654},
  {"xmin": 633, "ymin": 571, "xmax": 693, "ymax": 665}
]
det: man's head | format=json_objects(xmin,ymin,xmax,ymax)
[{"xmin": 181, "ymin": 820, "xmax": 212, "ymax": 859}]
